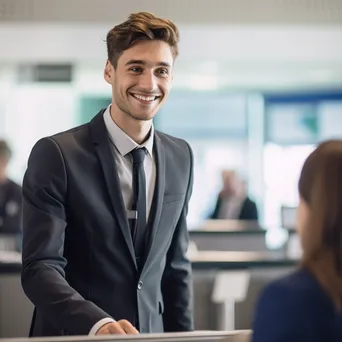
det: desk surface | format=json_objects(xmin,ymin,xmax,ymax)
[
  {"xmin": 190, "ymin": 228, "xmax": 297, "ymax": 235},
  {"xmin": 190, "ymin": 220, "xmax": 296, "ymax": 235},
  {"xmin": 190, "ymin": 229, "xmax": 266, "ymax": 235},
  {"xmin": 0, "ymin": 251, "xmax": 22, "ymax": 273},
  {"xmin": 190, "ymin": 251, "xmax": 298, "ymax": 269},
  {"xmin": 0, "ymin": 251, "xmax": 298, "ymax": 274},
  {"xmin": 189, "ymin": 228, "xmax": 297, "ymax": 236}
]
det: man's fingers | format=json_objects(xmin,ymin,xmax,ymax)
[
  {"xmin": 96, "ymin": 320, "xmax": 138, "ymax": 335},
  {"xmin": 107, "ymin": 322, "xmax": 126, "ymax": 335},
  {"xmin": 118, "ymin": 320, "xmax": 139, "ymax": 334}
]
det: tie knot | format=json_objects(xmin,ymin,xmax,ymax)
[{"xmin": 131, "ymin": 148, "xmax": 146, "ymax": 164}]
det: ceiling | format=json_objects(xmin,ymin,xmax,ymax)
[
  {"xmin": 0, "ymin": 0, "xmax": 342, "ymax": 24},
  {"xmin": 0, "ymin": 0, "xmax": 342, "ymax": 91}
]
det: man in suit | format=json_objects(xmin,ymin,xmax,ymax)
[
  {"xmin": 0, "ymin": 139, "xmax": 22, "ymax": 235},
  {"xmin": 209, "ymin": 170, "xmax": 258, "ymax": 221},
  {"xmin": 21, "ymin": 12, "xmax": 194, "ymax": 337}
]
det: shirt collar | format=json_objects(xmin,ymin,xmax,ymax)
[{"xmin": 103, "ymin": 105, "xmax": 154, "ymax": 157}]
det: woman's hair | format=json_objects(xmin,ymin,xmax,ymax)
[{"xmin": 298, "ymin": 139, "xmax": 342, "ymax": 309}]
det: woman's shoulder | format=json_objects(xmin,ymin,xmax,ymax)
[
  {"xmin": 257, "ymin": 268, "xmax": 335, "ymax": 322},
  {"xmin": 261, "ymin": 268, "xmax": 331, "ymax": 305},
  {"xmin": 252, "ymin": 269, "xmax": 337, "ymax": 342}
]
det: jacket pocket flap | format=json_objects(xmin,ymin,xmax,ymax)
[{"xmin": 164, "ymin": 193, "xmax": 184, "ymax": 203}]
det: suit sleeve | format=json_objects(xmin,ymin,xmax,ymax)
[
  {"xmin": 208, "ymin": 196, "xmax": 220, "ymax": 219},
  {"xmin": 161, "ymin": 142, "xmax": 194, "ymax": 332},
  {"xmin": 252, "ymin": 281, "xmax": 323, "ymax": 342},
  {"xmin": 21, "ymin": 137, "xmax": 111, "ymax": 335}
]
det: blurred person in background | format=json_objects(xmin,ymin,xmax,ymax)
[
  {"xmin": 209, "ymin": 169, "xmax": 258, "ymax": 221},
  {"xmin": 252, "ymin": 140, "xmax": 342, "ymax": 342},
  {"xmin": 21, "ymin": 12, "xmax": 194, "ymax": 337},
  {"xmin": 0, "ymin": 139, "xmax": 22, "ymax": 235}
]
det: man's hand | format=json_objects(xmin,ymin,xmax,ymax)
[{"xmin": 96, "ymin": 320, "xmax": 139, "ymax": 335}]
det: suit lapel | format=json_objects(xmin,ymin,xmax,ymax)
[
  {"xmin": 89, "ymin": 111, "xmax": 137, "ymax": 268},
  {"xmin": 143, "ymin": 133, "xmax": 166, "ymax": 268}
]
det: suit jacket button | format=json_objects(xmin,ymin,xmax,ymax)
[{"xmin": 137, "ymin": 280, "xmax": 143, "ymax": 290}]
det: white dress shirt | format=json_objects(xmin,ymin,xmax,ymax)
[
  {"xmin": 89, "ymin": 105, "xmax": 156, "ymax": 335},
  {"xmin": 218, "ymin": 197, "xmax": 244, "ymax": 220}
]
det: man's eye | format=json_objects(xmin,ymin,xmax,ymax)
[{"xmin": 157, "ymin": 69, "xmax": 169, "ymax": 76}]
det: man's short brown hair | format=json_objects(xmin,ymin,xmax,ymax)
[{"xmin": 106, "ymin": 12, "xmax": 180, "ymax": 68}]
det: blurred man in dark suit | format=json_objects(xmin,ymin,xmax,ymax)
[{"xmin": 209, "ymin": 170, "xmax": 258, "ymax": 221}]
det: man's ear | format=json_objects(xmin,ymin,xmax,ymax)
[{"xmin": 104, "ymin": 59, "xmax": 114, "ymax": 84}]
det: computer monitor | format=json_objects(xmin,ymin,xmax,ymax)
[{"xmin": 1, "ymin": 331, "xmax": 251, "ymax": 342}]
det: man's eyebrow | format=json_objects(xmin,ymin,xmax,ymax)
[{"xmin": 125, "ymin": 60, "xmax": 171, "ymax": 68}]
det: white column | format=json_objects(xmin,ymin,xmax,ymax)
[{"xmin": 246, "ymin": 94, "xmax": 265, "ymax": 225}]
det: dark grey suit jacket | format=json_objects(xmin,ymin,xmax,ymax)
[{"xmin": 21, "ymin": 109, "xmax": 194, "ymax": 336}]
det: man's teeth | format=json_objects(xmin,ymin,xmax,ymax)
[{"xmin": 133, "ymin": 94, "xmax": 156, "ymax": 101}]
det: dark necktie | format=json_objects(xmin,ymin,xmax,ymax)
[{"xmin": 130, "ymin": 147, "xmax": 147, "ymax": 271}]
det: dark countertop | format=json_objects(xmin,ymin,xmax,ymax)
[
  {"xmin": 0, "ymin": 262, "xmax": 21, "ymax": 274},
  {"xmin": 190, "ymin": 229, "xmax": 266, "ymax": 236},
  {"xmin": 190, "ymin": 219, "xmax": 296, "ymax": 235},
  {"xmin": 0, "ymin": 251, "xmax": 298, "ymax": 274},
  {"xmin": 190, "ymin": 251, "xmax": 298, "ymax": 270},
  {"xmin": 0, "ymin": 251, "xmax": 22, "ymax": 274},
  {"xmin": 189, "ymin": 228, "xmax": 297, "ymax": 236}
]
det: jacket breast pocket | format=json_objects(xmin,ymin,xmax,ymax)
[{"xmin": 163, "ymin": 193, "xmax": 184, "ymax": 204}]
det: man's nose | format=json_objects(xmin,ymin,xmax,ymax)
[{"xmin": 139, "ymin": 71, "xmax": 157, "ymax": 92}]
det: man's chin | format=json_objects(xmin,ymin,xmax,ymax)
[{"xmin": 128, "ymin": 111, "xmax": 157, "ymax": 122}]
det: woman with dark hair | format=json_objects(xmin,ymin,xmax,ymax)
[{"xmin": 252, "ymin": 140, "xmax": 342, "ymax": 342}]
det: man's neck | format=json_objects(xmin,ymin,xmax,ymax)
[{"xmin": 110, "ymin": 107, "xmax": 152, "ymax": 145}]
